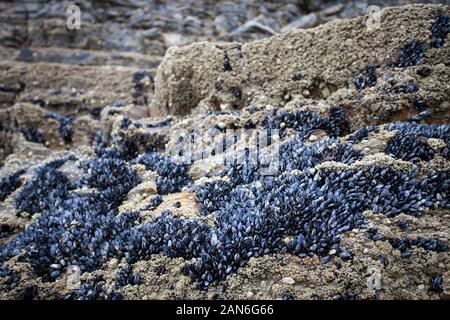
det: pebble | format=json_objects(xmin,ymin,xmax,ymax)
[
  {"xmin": 323, "ymin": 4, "xmax": 343, "ymax": 16},
  {"xmin": 0, "ymin": 103, "xmax": 448, "ymax": 295}
]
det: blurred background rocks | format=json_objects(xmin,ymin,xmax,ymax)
[{"xmin": 0, "ymin": 0, "xmax": 447, "ymax": 160}]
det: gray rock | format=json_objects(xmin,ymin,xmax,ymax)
[
  {"xmin": 142, "ymin": 28, "xmax": 162, "ymax": 39},
  {"xmin": 322, "ymin": 3, "xmax": 344, "ymax": 16}
]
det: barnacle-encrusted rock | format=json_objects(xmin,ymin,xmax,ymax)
[{"xmin": 0, "ymin": 3, "xmax": 449, "ymax": 301}]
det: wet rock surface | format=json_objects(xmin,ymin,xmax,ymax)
[{"xmin": 0, "ymin": 2, "xmax": 449, "ymax": 300}]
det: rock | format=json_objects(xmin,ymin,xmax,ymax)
[
  {"xmin": 126, "ymin": 106, "xmax": 149, "ymax": 120},
  {"xmin": 142, "ymin": 28, "xmax": 162, "ymax": 39},
  {"xmin": 322, "ymin": 4, "xmax": 344, "ymax": 16},
  {"xmin": 231, "ymin": 20, "xmax": 277, "ymax": 37},
  {"xmin": 443, "ymin": 290, "xmax": 450, "ymax": 300},
  {"xmin": 14, "ymin": 47, "xmax": 162, "ymax": 69},
  {"xmin": 0, "ymin": 1, "xmax": 449, "ymax": 302},
  {"xmin": 215, "ymin": 14, "xmax": 242, "ymax": 36},
  {"xmin": 108, "ymin": 118, "xmax": 169, "ymax": 154},
  {"xmin": 152, "ymin": 5, "xmax": 449, "ymax": 128},
  {"xmin": 281, "ymin": 13, "xmax": 319, "ymax": 32},
  {"xmin": 162, "ymin": 33, "xmax": 184, "ymax": 47},
  {"xmin": 72, "ymin": 115, "xmax": 101, "ymax": 146},
  {"xmin": 321, "ymin": 87, "xmax": 331, "ymax": 99},
  {"xmin": 188, "ymin": 159, "xmax": 225, "ymax": 180},
  {"xmin": 0, "ymin": 60, "xmax": 137, "ymax": 109}
]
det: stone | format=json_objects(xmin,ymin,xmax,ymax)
[
  {"xmin": 322, "ymin": 4, "xmax": 344, "ymax": 16},
  {"xmin": 281, "ymin": 277, "xmax": 296, "ymax": 285},
  {"xmin": 281, "ymin": 13, "xmax": 319, "ymax": 32},
  {"xmin": 152, "ymin": 5, "xmax": 449, "ymax": 129}
]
